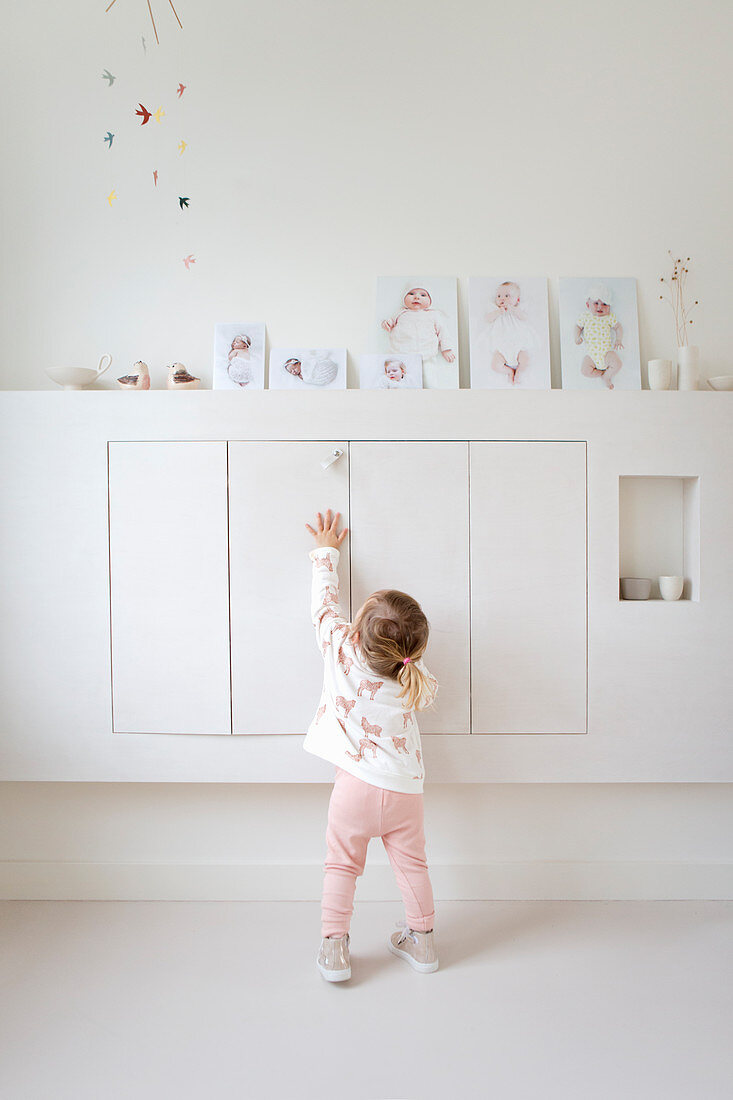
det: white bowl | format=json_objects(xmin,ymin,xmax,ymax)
[
  {"xmin": 45, "ymin": 366, "xmax": 102, "ymax": 390},
  {"xmin": 45, "ymin": 355, "xmax": 112, "ymax": 390},
  {"xmin": 620, "ymin": 577, "xmax": 651, "ymax": 600},
  {"xmin": 707, "ymin": 376, "xmax": 733, "ymax": 391}
]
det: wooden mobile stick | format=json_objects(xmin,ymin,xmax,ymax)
[
  {"xmin": 104, "ymin": 0, "xmax": 182, "ymax": 38},
  {"xmin": 168, "ymin": 0, "xmax": 183, "ymax": 30},
  {"xmin": 146, "ymin": 0, "xmax": 159, "ymax": 44}
]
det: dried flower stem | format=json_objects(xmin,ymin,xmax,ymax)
[{"xmin": 659, "ymin": 251, "xmax": 699, "ymax": 347}]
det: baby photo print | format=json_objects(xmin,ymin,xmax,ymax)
[
  {"xmin": 375, "ymin": 277, "xmax": 459, "ymax": 389},
  {"xmin": 212, "ymin": 321, "xmax": 267, "ymax": 389},
  {"xmin": 468, "ymin": 277, "xmax": 550, "ymax": 389},
  {"xmin": 268, "ymin": 348, "xmax": 347, "ymax": 390},
  {"xmin": 213, "ymin": 322, "xmax": 266, "ymax": 389},
  {"xmin": 559, "ymin": 278, "xmax": 641, "ymax": 390},
  {"xmin": 358, "ymin": 353, "xmax": 423, "ymax": 389}
]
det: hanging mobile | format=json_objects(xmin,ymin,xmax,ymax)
[{"xmin": 105, "ymin": 0, "xmax": 183, "ymax": 45}]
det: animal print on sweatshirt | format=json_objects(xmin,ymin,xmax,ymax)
[
  {"xmin": 357, "ymin": 678, "xmax": 383, "ymax": 701},
  {"xmin": 303, "ymin": 545, "xmax": 439, "ymax": 796}
]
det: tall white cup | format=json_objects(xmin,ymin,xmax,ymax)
[
  {"xmin": 648, "ymin": 359, "xmax": 673, "ymax": 389},
  {"xmin": 659, "ymin": 575, "xmax": 684, "ymax": 600}
]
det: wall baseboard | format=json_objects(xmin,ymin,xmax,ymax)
[{"xmin": 1, "ymin": 861, "xmax": 732, "ymax": 901}]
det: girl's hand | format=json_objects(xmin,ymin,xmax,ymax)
[
  {"xmin": 441, "ymin": 349, "xmax": 456, "ymax": 362},
  {"xmin": 381, "ymin": 318, "xmax": 395, "ymax": 332},
  {"xmin": 305, "ymin": 509, "xmax": 349, "ymax": 550}
]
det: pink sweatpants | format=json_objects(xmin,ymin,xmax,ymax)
[{"xmin": 321, "ymin": 766, "xmax": 435, "ymax": 938}]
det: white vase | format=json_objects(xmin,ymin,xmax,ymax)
[{"xmin": 677, "ymin": 345, "xmax": 700, "ymax": 390}]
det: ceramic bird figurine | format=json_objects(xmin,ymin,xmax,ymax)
[
  {"xmin": 116, "ymin": 361, "xmax": 151, "ymax": 390},
  {"xmin": 167, "ymin": 362, "xmax": 200, "ymax": 389}
]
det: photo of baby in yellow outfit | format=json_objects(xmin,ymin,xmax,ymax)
[{"xmin": 559, "ymin": 278, "xmax": 641, "ymax": 391}]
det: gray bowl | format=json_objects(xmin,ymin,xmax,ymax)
[{"xmin": 620, "ymin": 577, "xmax": 652, "ymax": 600}]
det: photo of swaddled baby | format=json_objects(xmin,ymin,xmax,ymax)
[
  {"xmin": 468, "ymin": 277, "xmax": 550, "ymax": 389},
  {"xmin": 268, "ymin": 348, "xmax": 347, "ymax": 390},
  {"xmin": 375, "ymin": 277, "xmax": 459, "ymax": 389},
  {"xmin": 559, "ymin": 278, "xmax": 641, "ymax": 390},
  {"xmin": 213, "ymin": 322, "xmax": 266, "ymax": 389}
]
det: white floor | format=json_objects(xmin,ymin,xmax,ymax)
[{"xmin": 1, "ymin": 900, "xmax": 731, "ymax": 1100}]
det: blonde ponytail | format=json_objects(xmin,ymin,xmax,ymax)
[{"xmin": 396, "ymin": 656, "xmax": 435, "ymax": 711}]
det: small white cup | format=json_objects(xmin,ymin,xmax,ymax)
[
  {"xmin": 648, "ymin": 359, "xmax": 673, "ymax": 390},
  {"xmin": 659, "ymin": 575, "xmax": 684, "ymax": 600}
]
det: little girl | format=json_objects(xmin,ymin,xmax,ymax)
[{"xmin": 304, "ymin": 508, "xmax": 440, "ymax": 983}]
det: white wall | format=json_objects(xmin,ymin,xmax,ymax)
[
  {"xmin": 3, "ymin": 783, "xmax": 733, "ymax": 901},
  {"xmin": 2, "ymin": 0, "xmax": 732, "ymax": 899},
  {"xmin": 1, "ymin": 0, "xmax": 731, "ymax": 389}
]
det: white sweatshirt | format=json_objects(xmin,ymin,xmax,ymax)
[{"xmin": 303, "ymin": 546, "xmax": 438, "ymax": 794}]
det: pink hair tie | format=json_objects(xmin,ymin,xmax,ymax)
[{"xmin": 403, "ymin": 657, "xmax": 411, "ymax": 665}]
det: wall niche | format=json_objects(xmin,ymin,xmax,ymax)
[{"xmin": 618, "ymin": 475, "xmax": 700, "ymax": 601}]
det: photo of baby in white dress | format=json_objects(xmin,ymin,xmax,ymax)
[
  {"xmin": 268, "ymin": 348, "xmax": 347, "ymax": 390},
  {"xmin": 358, "ymin": 353, "xmax": 423, "ymax": 389},
  {"xmin": 213, "ymin": 322, "xmax": 266, "ymax": 390},
  {"xmin": 559, "ymin": 278, "xmax": 641, "ymax": 391},
  {"xmin": 468, "ymin": 278, "xmax": 550, "ymax": 389},
  {"xmin": 375, "ymin": 277, "xmax": 459, "ymax": 389}
]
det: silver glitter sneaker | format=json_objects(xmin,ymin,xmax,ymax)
[
  {"xmin": 388, "ymin": 921, "xmax": 439, "ymax": 973},
  {"xmin": 317, "ymin": 933, "xmax": 351, "ymax": 982}
]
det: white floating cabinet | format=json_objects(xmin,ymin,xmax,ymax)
[
  {"xmin": 349, "ymin": 442, "xmax": 471, "ymax": 735},
  {"xmin": 6, "ymin": 390, "xmax": 729, "ymax": 783},
  {"xmin": 229, "ymin": 441, "xmax": 350, "ymax": 734},
  {"xmin": 108, "ymin": 442, "xmax": 232, "ymax": 735},
  {"xmin": 470, "ymin": 442, "xmax": 587, "ymax": 734},
  {"xmin": 108, "ymin": 439, "xmax": 586, "ymax": 737}
]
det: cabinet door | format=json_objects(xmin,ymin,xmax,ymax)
[
  {"xmin": 229, "ymin": 442, "xmax": 350, "ymax": 734},
  {"xmin": 108, "ymin": 442, "xmax": 231, "ymax": 735},
  {"xmin": 349, "ymin": 442, "xmax": 470, "ymax": 735},
  {"xmin": 470, "ymin": 442, "xmax": 587, "ymax": 734}
]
